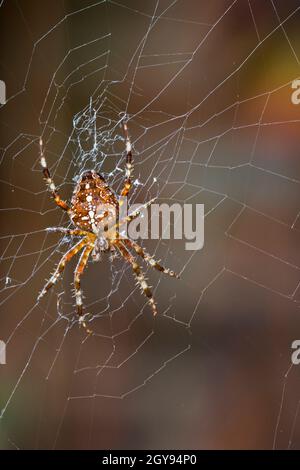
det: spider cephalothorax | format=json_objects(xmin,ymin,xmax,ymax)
[{"xmin": 38, "ymin": 122, "xmax": 179, "ymax": 334}]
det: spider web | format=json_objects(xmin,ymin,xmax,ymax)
[{"xmin": 0, "ymin": 0, "xmax": 300, "ymax": 450}]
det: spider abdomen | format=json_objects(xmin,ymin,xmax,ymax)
[{"xmin": 70, "ymin": 170, "xmax": 118, "ymax": 232}]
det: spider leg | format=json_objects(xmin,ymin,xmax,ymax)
[
  {"xmin": 125, "ymin": 198, "xmax": 156, "ymax": 222},
  {"xmin": 120, "ymin": 121, "xmax": 133, "ymax": 198},
  {"xmin": 39, "ymin": 138, "xmax": 70, "ymax": 212},
  {"xmin": 113, "ymin": 198, "xmax": 156, "ymax": 237},
  {"xmin": 116, "ymin": 241, "xmax": 157, "ymax": 316},
  {"xmin": 38, "ymin": 238, "xmax": 87, "ymax": 301},
  {"xmin": 46, "ymin": 227, "xmax": 90, "ymax": 237},
  {"xmin": 123, "ymin": 238, "xmax": 180, "ymax": 278},
  {"xmin": 74, "ymin": 244, "xmax": 94, "ymax": 334}
]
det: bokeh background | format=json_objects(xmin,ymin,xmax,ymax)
[{"xmin": 0, "ymin": 0, "xmax": 300, "ymax": 450}]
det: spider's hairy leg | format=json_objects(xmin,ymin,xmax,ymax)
[
  {"xmin": 120, "ymin": 121, "xmax": 133, "ymax": 198},
  {"xmin": 126, "ymin": 198, "xmax": 156, "ymax": 221},
  {"xmin": 123, "ymin": 238, "xmax": 180, "ymax": 279},
  {"xmin": 116, "ymin": 241, "xmax": 158, "ymax": 316},
  {"xmin": 46, "ymin": 227, "xmax": 90, "ymax": 237},
  {"xmin": 74, "ymin": 243, "xmax": 94, "ymax": 335},
  {"xmin": 37, "ymin": 238, "xmax": 87, "ymax": 302},
  {"xmin": 39, "ymin": 138, "xmax": 70, "ymax": 212},
  {"xmin": 115, "ymin": 198, "xmax": 156, "ymax": 235}
]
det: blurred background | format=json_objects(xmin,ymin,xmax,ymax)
[{"xmin": 0, "ymin": 0, "xmax": 300, "ymax": 450}]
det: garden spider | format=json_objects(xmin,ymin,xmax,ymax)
[{"xmin": 38, "ymin": 121, "xmax": 179, "ymax": 333}]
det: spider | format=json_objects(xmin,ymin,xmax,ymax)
[{"xmin": 38, "ymin": 121, "xmax": 179, "ymax": 333}]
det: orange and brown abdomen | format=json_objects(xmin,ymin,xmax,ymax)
[{"xmin": 70, "ymin": 170, "xmax": 118, "ymax": 231}]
